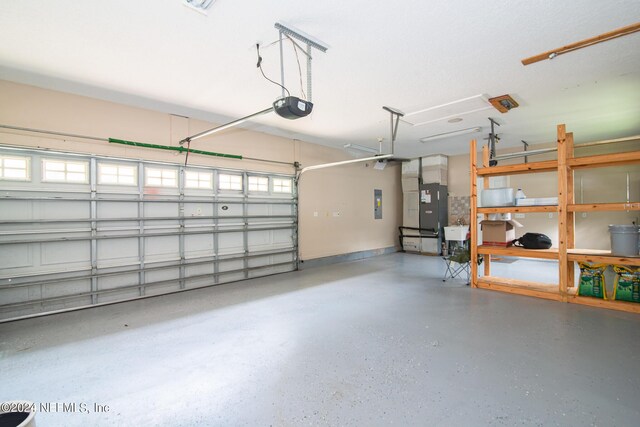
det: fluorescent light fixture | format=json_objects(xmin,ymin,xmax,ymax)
[
  {"xmin": 183, "ymin": 0, "xmax": 216, "ymax": 13},
  {"xmin": 343, "ymin": 143, "xmax": 379, "ymax": 155},
  {"xmin": 420, "ymin": 127, "xmax": 482, "ymax": 143}
]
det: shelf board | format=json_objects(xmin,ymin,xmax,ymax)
[
  {"xmin": 568, "ymin": 202, "xmax": 640, "ymax": 212},
  {"xmin": 567, "ymin": 249, "xmax": 640, "ymax": 266},
  {"xmin": 478, "ymin": 205, "xmax": 557, "ymax": 214},
  {"xmin": 478, "ymin": 245, "xmax": 559, "ymax": 260},
  {"xmin": 477, "ymin": 276, "xmax": 562, "ymax": 301},
  {"xmin": 477, "ymin": 160, "xmax": 557, "ymax": 177},
  {"xmin": 568, "ymin": 295, "xmax": 640, "ymax": 314},
  {"xmin": 568, "ymin": 150, "xmax": 640, "ymax": 169}
]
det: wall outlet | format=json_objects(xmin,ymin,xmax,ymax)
[
  {"xmin": 333, "ymin": 211, "xmax": 340, "ymax": 217},
  {"xmin": 548, "ymin": 213, "xmax": 554, "ymax": 218},
  {"xmin": 581, "ymin": 212, "xmax": 587, "ymax": 218},
  {"xmin": 515, "ymin": 213, "xmax": 526, "ymax": 219},
  {"xmin": 313, "ymin": 211, "xmax": 318, "ymax": 217}
]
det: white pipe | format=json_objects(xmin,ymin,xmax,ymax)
[{"xmin": 298, "ymin": 154, "xmax": 393, "ymax": 176}]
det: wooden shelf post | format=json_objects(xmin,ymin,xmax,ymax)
[
  {"xmin": 470, "ymin": 139, "xmax": 478, "ymax": 287},
  {"xmin": 481, "ymin": 145, "xmax": 491, "ymax": 277},
  {"xmin": 557, "ymin": 124, "xmax": 569, "ymax": 300}
]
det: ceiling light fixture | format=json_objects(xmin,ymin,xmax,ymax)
[
  {"xmin": 489, "ymin": 95, "xmax": 519, "ymax": 113},
  {"xmin": 343, "ymin": 143, "xmax": 379, "ymax": 155},
  {"xmin": 420, "ymin": 127, "xmax": 482, "ymax": 143},
  {"xmin": 448, "ymin": 117, "xmax": 463, "ymax": 123},
  {"xmin": 183, "ymin": 0, "xmax": 216, "ymax": 13}
]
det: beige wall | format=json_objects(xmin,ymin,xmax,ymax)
[
  {"xmin": 0, "ymin": 80, "xmax": 402, "ymax": 260},
  {"xmin": 447, "ymin": 140, "xmax": 639, "ymax": 250}
]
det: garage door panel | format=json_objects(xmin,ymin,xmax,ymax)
[
  {"xmin": 185, "ymin": 234, "xmax": 213, "ymax": 257},
  {"xmin": 97, "ymin": 288, "xmax": 140, "ymax": 304},
  {"xmin": 98, "ymin": 238, "xmax": 139, "ymax": 265},
  {"xmin": 39, "ymin": 201, "xmax": 90, "ymax": 219},
  {"xmin": 145, "ymin": 203, "xmax": 178, "ymax": 217},
  {"xmin": 144, "ymin": 236, "xmax": 179, "ymax": 259},
  {"xmin": 145, "ymin": 282, "xmax": 181, "ymax": 296},
  {"xmin": 44, "ymin": 295, "xmax": 93, "ymax": 312},
  {"xmin": 247, "ymin": 204, "xmax": 269, "ymax": 216},
  {"xmin": 184, "ymin": 204, "xmax": 214, "ymax": 217},
  {"xmin": 40, "ymin": 241, "xmax": 91, "ymax": 267},
  {"xmin": 98, "ymin": 272, "xmax": 139, "ymax": 291},
  {"xmin": 273, "ymin": 229, "xmax": 294, "ymax": 244},
  {"xmin": 1, "ymin": 286, "xmax": 32, "ymax": 305},
  {"xmin": 0, "ymin": 147, "xmax": 297, "ymax": 321},
  {"xmin": 0, "ymin": 200, "xmax": 33, "ymax": 220},
  {"xmin": 145, "ymin": 268, "xmax": 179, "ymax": 284},
  {"xmin": 248, "ymin": 230, "xmax": 271, "ymax": 249},
  {"xmin": 218, "ymin": 259, "xmax": 244, "ymax": 273},
  {"xmin": 43, "ymin": 279, "xmax": 91, "ymax": 299},
  {"xmin": 0, "ymin": 243, "xmax": 33, "ymax": 270},
  {"xmin": 248, "ymin": 263, "xmax": 293, "ymax": 278},
  {"xmin": 185, "ymin": 263, "xmax": 214, "ymax": 277},
  {"xmin": 98, "ymin": 201, "xmax": 137, "ymax": 219},
  {"xmin": 271, "ymin": 204, "xmax": 293, "ymax": 215},
  {"xmin": 185, "ymin": 276, "xmax": 215, "ymax": 289},
  {"xmin": 218, "ymin": 203, "xmax": 242, "ymax": 216},
  {"xmin": 218, "ymin": 232, "xmax": 243, "ymax": 254},
  {"xmin": 219, "ymin": 272, "xmax": 245, "ymax": 283}
]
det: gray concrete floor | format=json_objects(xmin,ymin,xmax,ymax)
[{"xmin": 1, "ymin": 253, "xmax": 639, "ymax": 426}]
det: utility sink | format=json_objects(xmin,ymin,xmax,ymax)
[{"xmin": 444, "ymin": 225, "xmax": 469, "ymax": 241}]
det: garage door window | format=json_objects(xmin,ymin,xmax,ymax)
[
  {"xmin": 185, "ymin": 171, "xmax": 213, "ymax": 189},
  {"xmin": 98, "ymin": 163, "xmax": 137, "ymax": 185},
  {"xmin": 248, "ymin": 176, "xmax": 268, "ymax": 192},
  {"xmin": 146, "ymin": 167, "xmax": 177, "ymax": 187},
  {"xmin": 42, "ymin": 159, "xmax": 88, "ymax": 183},
  {"xmin": 273, "ymin": 177, "xmax": 292, "ymax": 193},
  {"xmin": 219, "ymin": 173, "xmax": 242, "ymax": 191},
  {"xmin": 0, "ymin": 156, "xmax": 30, "ymax": 181}
]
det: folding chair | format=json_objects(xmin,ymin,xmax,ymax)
[{"xmin": 442, "ymin": 240, "xmax": 471, "ymax": 285}]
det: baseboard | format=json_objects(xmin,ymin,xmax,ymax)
[{"xmin": 299, "ymin": 246, "xmax": 398, "ymax": 269}]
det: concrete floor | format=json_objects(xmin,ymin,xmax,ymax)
[{"xmin": 1, "ymin": 253, "xmax": 639, "ymax": 426}]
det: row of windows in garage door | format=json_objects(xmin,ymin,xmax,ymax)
[{"xmin": 0, "ymin": 155, "xmax": 292, "ymax": 193}]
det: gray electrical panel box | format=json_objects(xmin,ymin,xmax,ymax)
[{"xmin": 374, "ymin": 189, "xmax": 382, "ymax": 219}]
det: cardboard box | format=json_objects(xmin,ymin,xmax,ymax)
[{"xmin": 480, "ymin": 220, "xmax": 523, "ymax": 246}]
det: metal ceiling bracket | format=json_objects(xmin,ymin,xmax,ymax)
[
  {"xmin": 488, "ymin": 118, "xmax": 500, "ymax": 167},
  {"xmin": 275, "ymin": 22, "xmax": 328, "ymax": 103},
  {"xmin": 382, "ymin": 106, "xmax": 405, "ymax": 156}
]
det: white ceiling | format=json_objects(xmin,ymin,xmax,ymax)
[{"xmin": 1, "ymin": 0, "xmax": 639, "ymax": 158}]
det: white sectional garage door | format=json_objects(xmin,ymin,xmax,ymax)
[{"xmin": 0, "ymin": 147, "xmax": 297, "ymax": 321}]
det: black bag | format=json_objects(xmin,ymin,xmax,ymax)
[{"xmin": 511, "ymin": 232, "xmax": 552, "ymax": 249}]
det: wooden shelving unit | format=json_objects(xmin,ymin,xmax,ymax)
[
  {"xmin": 478, "ymin": 205, "xmax": 557, "ymax": 214},
  {"xmin": 470, "ymin": 124, "xmax": 640, "ymax": 314},
  {"xmin": 478, "ymin": 245, "xmax": 559, "ymax": 260}
]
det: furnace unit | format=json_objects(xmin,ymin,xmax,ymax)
[{"xmin": 419, "ymin": 183, "xmax": 448, "ymax": 254}]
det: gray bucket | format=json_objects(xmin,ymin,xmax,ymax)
[{"xmin": 609, "ymin": 224, "xmax": 639, "ymax": 257}]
